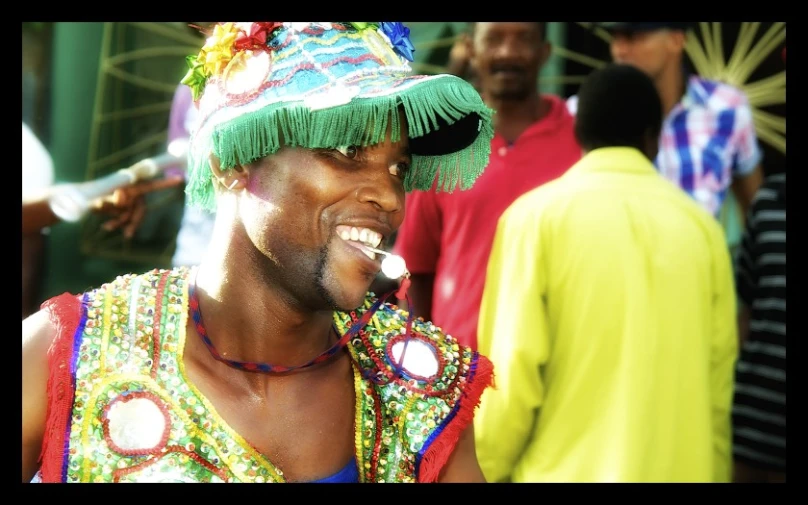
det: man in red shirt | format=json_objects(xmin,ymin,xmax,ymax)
[{"xmin": 394, "ymin": 22, "xmax": 582, "ymax": 349}]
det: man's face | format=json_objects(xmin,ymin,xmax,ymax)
[
  {"xmin": 470, "ymin": 22, "xmax": 549, "ymax": 101},
  {"xmin": 609, "ymin": 29, "xmax": 685, "ymax": 81},
  {"xmin": 233, "ymin": 114, "xmax": 410, "ymax": 312}
]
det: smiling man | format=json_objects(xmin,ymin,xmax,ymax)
[{"xmin": 22, "ymin": 22, "xmax": 495, "ymax": 484}]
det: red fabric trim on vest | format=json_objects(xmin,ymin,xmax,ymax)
[
  {"xmin": 38, "ymin": 293, "xmax": 84, "ymax": 483},
  {"xmin": 417, "ymin": 353, "xmax": 494, "ymax": 483}
]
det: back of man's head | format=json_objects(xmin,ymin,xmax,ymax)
[{"xmin": 574, "ymin": 63, "xmax": 663, "ymax": 157}]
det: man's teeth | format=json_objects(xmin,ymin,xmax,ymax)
[{"xmin": 338, "ymin": 227, "xmax": 382, "ymax": 248}]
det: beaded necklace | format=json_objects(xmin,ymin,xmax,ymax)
[{"xmin": 188, "ymin": 276, "xmax": 403, "ymax": 375}]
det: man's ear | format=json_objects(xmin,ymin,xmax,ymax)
[
  {"xmin": 669, "ymin": 30, "xmax": 687, "ymax": 53},
  {"xmin": 209, "ymin": 153, "xmax": 248, "ymax": 191}
]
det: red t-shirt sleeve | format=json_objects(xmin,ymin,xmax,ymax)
[{"xmin": 393, "ymin": 189, "xmax": 443, "ymax": 275}]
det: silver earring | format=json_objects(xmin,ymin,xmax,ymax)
[{"xmin": 227, "ymin": 180, "xmax": 238, "ymax": 190}]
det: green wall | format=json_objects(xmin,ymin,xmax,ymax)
[
  {"xmin": 43, "ymin": 22, "xmax": 150, "ymax": 300},
  {"xmin": 541, "ymin": 22, "xmax": 567, "ymax": 95}
]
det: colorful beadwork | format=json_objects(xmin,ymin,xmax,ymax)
[{"xmin": 47, "ymin": 267, "xmax": 488, "ymax": 483}]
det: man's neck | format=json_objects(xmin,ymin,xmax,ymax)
[
  {"xmin": 191, "ymin": 228, "xmax": 338, "ymax": 381},
  {"xmin": 483, "ymin": 92, "xmax": 547, "ymax": 143},
  {"xmin": 655, "ymin": 63, "xmax": 687, "ymax": 118}
]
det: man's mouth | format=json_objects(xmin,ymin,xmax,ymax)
[{"xmin": 336, "ymin": 225, "xmax": 383, "ymax": 260}]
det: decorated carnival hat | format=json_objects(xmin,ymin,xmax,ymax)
[{"xmin": 181, "ymin": 22, "xmax": 495, "ymax": 211}]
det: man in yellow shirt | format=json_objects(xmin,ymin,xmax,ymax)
[{"xmin": 474, "ymin": 63, "xmax": 738, "ymax": 483}]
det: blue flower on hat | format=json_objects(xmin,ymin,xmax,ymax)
[{"xmin": 379, "ymin": 22, "xmax": 415, "ymax": 62}]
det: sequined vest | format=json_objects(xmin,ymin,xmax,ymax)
[{"xmin": 38, "ymin": 267, "xmax": 492, "ymax": 483}]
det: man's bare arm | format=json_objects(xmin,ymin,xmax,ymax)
[
  {"xmin": 438, "ymin": 424, "xmax": 487, "ymax": 483},
  {"xmin": 22, "ymin": 192, "xmax": 61, "ymax": 236},
  {"xmin": 732, "ymin": 165, "xmax": 764, "ymax": 218},
  {"xmin": 22, "ymin": 309, "xmax": 59, "ymax": 482}
]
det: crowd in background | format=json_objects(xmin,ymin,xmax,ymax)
[{"xmin": 22, "ymin": 22, "xmax": 785, "ymax": 483}]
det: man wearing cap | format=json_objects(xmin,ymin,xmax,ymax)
[
  {"xmin": 567, "ymin": 22, "xmax": 764, "ymax": 219},
  {"xmin": 22, "ymin": 22, "xmax": 495, "ymax": 483}
]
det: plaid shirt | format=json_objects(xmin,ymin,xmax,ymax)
[{"xmin": 567, "ymin": 75, "xmax": 763, "ymax": 217}]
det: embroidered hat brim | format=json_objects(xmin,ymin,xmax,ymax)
[{"xmin": 185, "ymin": 22, "xmax": 495, "ymax": 211}]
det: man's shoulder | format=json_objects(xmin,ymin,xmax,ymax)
[
  {"xmin": 688, "ymin": 76, "xmax": 750, "ymax": 111},
  {"xmin": 501, "ymin": 171, "xmax": 575, "ymax": 222},
  {"xmin": 335, "ymin": 294, "xmax": 494, "ymax": 480},
  {"xmin": 81, "ymin": 267, "xmax": 191, "ymax": 300},
  {"xmin": 663, "ymin": 185, "xmax": 731, "ymax": 245},
  {"xmin": 337, "ymin": 295, "xmax": 478, "ymax": 389},
  {"xmin": 527, "ymin": 94, "xmax": 579, "ymax": 143},
  {"xmin": 543, "ymin": 94, "xmax": 580, "ymax": 142}
]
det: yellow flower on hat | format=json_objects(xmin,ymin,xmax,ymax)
[{"xmin": 200, "ymin": 22, "xmax": 240, "ymax": 76}]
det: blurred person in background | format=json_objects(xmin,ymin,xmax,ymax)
[
  {"xmin": 22, "ymin": 123, "xmax": 184, "ymax": 317},
  {"xmin": 394, "ymin": 22, "xmax": 581, "ymax": 350},
  {"xmin": 23, "ymin": 121, "xmax": 56, "ymax": 319},
  {"xmin": 729, "ymin": 47, "xmax": 786, "ymax": 484},
  {"xmin": 446, "ymin": 31, "xmax": 478, "ymax": 90},
  {"xmin": 474, "ymin": 63, "xmax": 738, "ymax": 483},
  {"xmin": 567, "ymin": 22, "xmax": 764, "ymax": 220},
  {"xmin": 167, "ymin": 82, "xmax": 216, "ymax": 268},
  {"xmin": 730, "ymin": 126, "xmax": 786, "ymax": 482}
]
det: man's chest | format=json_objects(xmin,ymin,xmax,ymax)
[{"xmin": 184, "ymin": 358, "xmax": 358, "ymax": 481}]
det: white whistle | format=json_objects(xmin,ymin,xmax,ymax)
[{"xmin": 364, "ymin": 247, "xmax": 409, "ymax": 280}]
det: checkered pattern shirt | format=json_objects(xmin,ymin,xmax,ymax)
[{"xmin": 567, "ymin": 75, "xmax": 763, "ymax": 217}]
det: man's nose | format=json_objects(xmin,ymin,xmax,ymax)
[
  {"xmin": 493, "ymin": 38, "xmax": 524, "ymax": 61},
  {"xmin": 356, "ymin": 167, "xmax": 403, "ymax": 214}
]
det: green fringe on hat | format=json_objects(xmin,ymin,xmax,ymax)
[{"xmin": 186, "ymin": 76, "xmax": 494, "ymax": 211}]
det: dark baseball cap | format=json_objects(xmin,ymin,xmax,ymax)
[{"xmin": 597, "ymin": 22, "xmax": 695, "ymax": 33}]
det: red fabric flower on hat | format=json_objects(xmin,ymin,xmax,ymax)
[{"xmin": 234, "ymin": 22, "xmax": 283, "ymax": 51}]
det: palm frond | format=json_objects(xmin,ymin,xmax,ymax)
[{"xmin": 685, "ymin": 22, "xmax": 786, "ymax": 154}]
